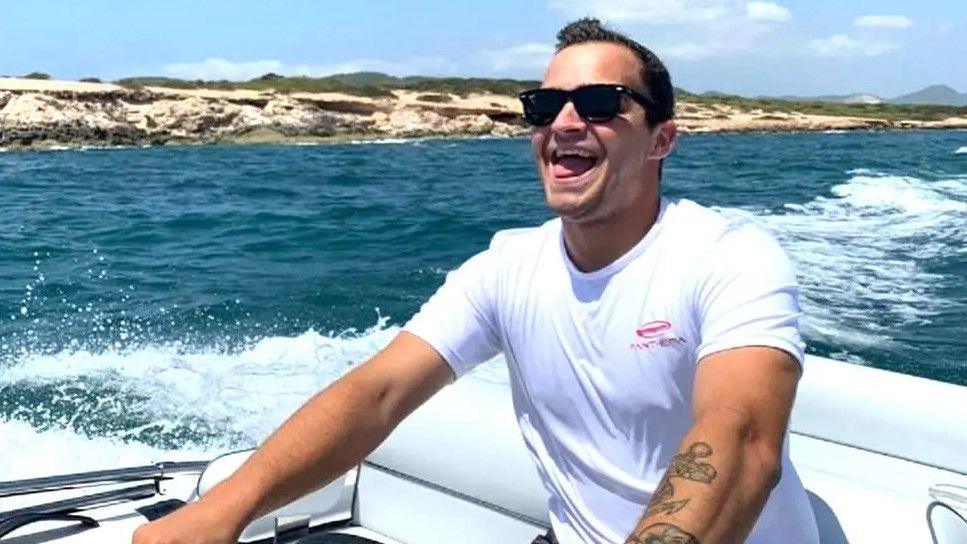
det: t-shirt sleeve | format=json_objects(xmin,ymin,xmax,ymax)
[
  {"xmin": 691, "ymin": 223, "xmax": 805, "ymax": 367},
  {"xmin": 403, "ymin": 247, "xmax": 502, "ymax": 378}
]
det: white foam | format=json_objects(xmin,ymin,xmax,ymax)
[
  {"xmin": 3, "ymin": 325, "xmax": 394, "ymax": 444},
  {"xmin": 0, "ymin": 419, "xmax": 211, "ymax": 511},
  {"xmin": 0, "ymin": 419, "xmax": 210, "ymax": 482},
  {"xmin": 1, "ymin": 321, "xmax": 509, "ymax": 477},
  {"xmin": 19, "ymin": 144, "xmax": 138, "ymax": 154},
  {"xmin": 346, "ymin": 138, "xmax": 418, "ymax": 146},
  {"xmin": 955, "ymin": 146, "xmax": 967, "ymax": 155},
  {"xmin": 719, "ymin": 171, "xmax": 967, "ymax": 354},
  {"xmin": 77, "ymin": 144, "xmax": 136, "ymax": 151}
]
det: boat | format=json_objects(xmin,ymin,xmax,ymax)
[{"xmin": 1, "ymin": 355, "xmax": 965, "ymax": 543}]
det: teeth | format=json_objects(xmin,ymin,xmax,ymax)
[{"xmin": 554, "ymin": 149, "xmax": 596, "ymax": 160}]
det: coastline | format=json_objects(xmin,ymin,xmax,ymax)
[{"xmin": 2, "ymin": 77, "xmax": 967, "ymax": 151}]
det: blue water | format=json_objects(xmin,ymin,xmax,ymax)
[{"xmin": 0, "ymin": 131, "xmax": 965, "ymax": 460}]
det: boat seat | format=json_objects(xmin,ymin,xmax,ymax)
[
  {"xmin": 196, "ymin": 451, "xmax": 357, "ymax": 543},
  {"xmin": 358, "ymin": 378, "xmax": 549, "ymax": 544},
  {"xmin": 928, "ymin": 502, "xmax": 967, "ymax": 544},
  {"xmin": 295, "ymin": 534, "xmax": 383, "ymax": 543},
  {"xmin": 791, "ymin": 356, "xmax": 967, "ymax": 543}
]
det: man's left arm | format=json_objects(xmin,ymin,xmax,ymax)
[{"xmin": 625, "ymin": 345, "xmax": 801, "ymax": 544}]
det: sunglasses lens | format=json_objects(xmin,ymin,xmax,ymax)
[
  {"xmin": 573, "ymin": 86, "xmax": 621, "ymax": 123},
  {"xmin": 521, "ymin": 90, "xmax": 566, "ymax": 126}
]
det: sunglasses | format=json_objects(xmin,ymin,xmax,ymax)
[{"xmin": 518, "ymin": 84, "xmax": 656, "ymax": 127}]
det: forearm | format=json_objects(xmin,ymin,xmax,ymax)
[
  {"xmin": 198, "ymin": 363, "xmax": 415, "ymax": 532},
  {"xmin": 626, "ymin": 410, "xmax": 781, "ymax": 544}
]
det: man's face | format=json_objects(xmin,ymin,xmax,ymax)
[{"xmin": 531, "ymin": 42, "xmax": 663, "ymax": 223}]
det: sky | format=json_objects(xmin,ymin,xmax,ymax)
[{"xmin": 1, "ymin": 0, "xmax": 964, "ymax": 98}]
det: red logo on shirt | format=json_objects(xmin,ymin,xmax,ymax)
[
  {"xmin": 636, "ymin": 320, "xmax": 672, "ymax": 338},
  {"xmin": 631, "ymin": 320, "xmax": 686, "ymax": 351}
]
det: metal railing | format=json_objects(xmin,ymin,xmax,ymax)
[
  {"xmin": 0, "ymin": 461, "xmax": 209, "ymax": 538},
  {"xmin": 0, "ymin": 461, "xmax": 208, "ymax": 498}
]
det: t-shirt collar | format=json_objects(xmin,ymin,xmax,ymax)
[{"xmin": 558, "ymin": 198, "xmax": 670, "ymax": 281}]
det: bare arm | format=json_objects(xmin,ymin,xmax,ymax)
[
  {"xmin": 133, "ymin": 331, "xmax": 453, "ymax": 544},
  {"xmin": 625, "ymin": 346, "xmax": 800, "ymax": 544}
]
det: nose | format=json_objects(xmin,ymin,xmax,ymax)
[{"xmin": 550, "ymin": 100, "xmax": 587, "ymax": 134}]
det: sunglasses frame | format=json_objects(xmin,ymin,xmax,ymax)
[{"xmin": 518, "ymin": 84, "xmax": 657, "ymax": 127}]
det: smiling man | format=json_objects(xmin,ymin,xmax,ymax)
[
  {"xmin": 405, "ymin": 19, "xmax": 820, "ymax": 543},
  {"xmin": 134, "ymin": 18, "xmax": 819, "ymax": 544}
]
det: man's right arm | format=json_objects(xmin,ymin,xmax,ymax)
[{"xmin": 133, "ymin": 331, "xmax": 454, "ymax": 544}]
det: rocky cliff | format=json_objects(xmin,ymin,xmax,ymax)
[
  {"xmin": 2, "ymin": 78, "xmax": 966, "ymax": 150},
  {"xmin": 0, "ymin": 79, "xmax": 526, "ymax": 149}
]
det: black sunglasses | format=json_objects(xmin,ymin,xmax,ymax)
[{"xmin": 518, "ymin": 84, "xmax": 656, "ymax": 127}]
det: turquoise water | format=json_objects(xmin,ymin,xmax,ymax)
[{"xmin": 0, "ymin": 131, "xmax": 965, "ymax": 462}]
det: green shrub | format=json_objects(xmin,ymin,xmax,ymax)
[
  {"xmin": 22, "ymin": 72, "xmax": 51, "ymax": 80},
  {"xmin": 93, "ymin": 71, "xmax": 967, "ymax": 121},
  {"xmin": 683, "ymin": 94, "xmax": 967, "ymax": 121},
  {"xmin": 416, "ymin": 93, "xmax": 453, "ymax": 103},
  {"xmin": 400, "ymin": 77, "xmax": 540, "ymax": 96}
]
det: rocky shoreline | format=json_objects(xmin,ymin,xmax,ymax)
[{"xmin": 2, "ymin": 78, "xmax": 966, "ymax": 151}]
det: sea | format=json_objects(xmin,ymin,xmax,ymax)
[{"xmin": 1, "ymin": 130, "xmax": 965, "ymax": 479}]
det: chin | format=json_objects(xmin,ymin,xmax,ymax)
[
  {"xmin": 545, "ymin": 194, "xmax": 597, "ymax": 222},
  {"xmin": 542, "ymin": 176, "xmax": 604, "ymax": 220}
]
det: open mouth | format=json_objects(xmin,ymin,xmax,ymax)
[{"xmin": 550, "ymin": 148, "xmax": 601, "ymax": 181}]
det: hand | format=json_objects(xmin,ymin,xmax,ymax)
[{"xmin": 131, "ymin": 500, "xmax": 245, "ymax": 544}]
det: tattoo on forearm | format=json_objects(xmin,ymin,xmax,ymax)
[
  {"xmin": 627, "ymin": 523, "xmax": 699, "ymax": 544},
  {"xmin": 644, "ymin": 475, "xmax": 689, "ymax": 516},
  {"xmin": 668, "ymin": 442, "xmax": 717, "ymax": 483},
  {"xmin": 643, "ymin": 442, "xmax": 717, "ymax": 518}
]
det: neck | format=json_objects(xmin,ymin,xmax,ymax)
[{"xmin": 561, "ymin": 193, "xmax": 661, "ymax": 273}]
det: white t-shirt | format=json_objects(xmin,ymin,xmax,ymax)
[{"xmin": 404, "ymin": 198, "xmax": 820, "ymax": 544}]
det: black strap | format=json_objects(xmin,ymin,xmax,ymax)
[
  {"xmin": 136, "ymin": 499, "xmax": 186, "ymax": 521},
  {"xmin": 531, "ymin": 529, "xmax": 557, "ymax": 544},
  {"xmin": 292, "ymin": 534, "xmax": 387, "ymax": 543},
  {"xmin": 0, "ymin": 513, "xmax": 99, "ymax": 539},
  {"xmin": 0, "ymin": 483, "xmax": 157, "ymax": 520}
]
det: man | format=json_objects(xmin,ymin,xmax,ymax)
[{"xmin": 134, "ymin": 18, "xmax": 819, "ymax": 544}]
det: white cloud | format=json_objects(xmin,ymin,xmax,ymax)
[
  {"xmin": 745, "ymin": 1, "xmax": 790, "ymax": 22},
  {"xmin": 548, "ymin": 0, "xmax": 731, "ymax": 25},
  {"xmin": 854, "ymin": 15, "xmax": 914, "ymax": 29},
  {"xmin": 482, "ymin": 38, "xmax": 725, "ymax": 67},
  {"xmin": 163, "ymin": 57, "xmax": 455, "ymax": 80},
  {"xmin": 807, "ymin": 34, "xmax": 901, "ymax": 57},
  {"xmin": 547, "ymin": 0, "xmax": 791, "ymax": 61},
  {"xmin": 477, "ymin": 43, "xmax": 555, "ymax": 72}
]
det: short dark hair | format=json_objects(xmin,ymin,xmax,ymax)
[{"xmin": 555, "ymin": 18, "xmax": 675, "ymax": 127}]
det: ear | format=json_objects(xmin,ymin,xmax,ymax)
[{"xmin": 648, "ymin": 120, "xmax": 678, "ymax": 160}]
